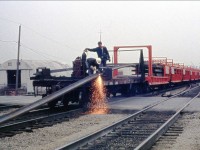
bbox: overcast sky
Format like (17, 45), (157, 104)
(0, 1), (200, 67)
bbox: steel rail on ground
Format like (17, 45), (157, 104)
(0, 73), (101, 125)
(0, 108), (83, 136)
(56, 85), (199, 150)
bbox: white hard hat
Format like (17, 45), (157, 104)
(96, 58), (101, 64)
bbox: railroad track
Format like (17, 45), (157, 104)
(57, 85), (200, 150)
(2, 104), (80, 123)
(0, 84), (196, 139)
(142, 84), (191, 97)
(0, 104), (21, 111)
(0, 104), (22, 117)
(0, 105), (82, 138)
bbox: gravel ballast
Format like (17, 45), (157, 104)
(0, 113), (127, 150)
(152, 112), (200, 150)
(172, 112), (200, 150)
(0, 108), (18, 116)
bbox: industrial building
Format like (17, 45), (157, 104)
(0, 59), (71, 95)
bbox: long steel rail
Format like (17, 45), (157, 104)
(56, 85), (199, 150)
(0, 63), (143, 125)
(0, 73), (100, 125)
(50, 68), (73, 73)
(0, 63), (145, 125)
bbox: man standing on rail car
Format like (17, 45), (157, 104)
(85, 41), (111, 67)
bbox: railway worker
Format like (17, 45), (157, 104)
(85, 41), (111, 67)
(82, 50), (101, 75)
(86, 57), (101, 75)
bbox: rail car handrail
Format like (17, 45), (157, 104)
(110, 64), (136, 70)
(56, 85), (199, 150)
(107, 63), (137, 66)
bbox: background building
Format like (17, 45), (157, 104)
(0, 59), (71, 95)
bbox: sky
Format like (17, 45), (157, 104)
(0, 1), (200, 67)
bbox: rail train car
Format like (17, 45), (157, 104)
(30, 45), (200, 108)
(170, 63), (184, 84)
(183, 66), (192, 82)
(144, 57), (171, 89)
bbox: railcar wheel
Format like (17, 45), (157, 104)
(112, 92), (117, 97)
(106, 92), (111, 98)
(48, 100), (57, 108)
(63, 99), (69, 108)
(121, 85), (133, 97)
(80, 89), (90, 110)
(143, 82), (151, 93)
(63, 93), (71, 107)
(129, 85), (136, 96)
(42, 94), (47, 98)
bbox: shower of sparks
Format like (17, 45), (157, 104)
(88, 75), (109, 114)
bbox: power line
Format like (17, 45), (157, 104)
(20, 47), (62, 66)
(0, 17), (20, 25)
(20, 44), (56, 61)
(22, 43), (67, 61)
(20, 43), (66, 62)
(0, 39), (67, 62)
(0, 39), (17, 43)
(0, 17), (77, 63)
(0, 17), (78, 52)
(22, 25), (78, 51)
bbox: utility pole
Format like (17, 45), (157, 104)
(15, 25), (21, 95)
(99, 30), (102, 42)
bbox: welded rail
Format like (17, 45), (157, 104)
(56, 85), (199, 150)
(0, 73), (101, 125)
(50, 68), (73, 73)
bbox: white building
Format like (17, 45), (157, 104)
(0, 59), (71, 94)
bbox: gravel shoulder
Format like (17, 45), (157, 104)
(0, 113), (127, 150)
(172, 112), (200, 150)
(152, 112), (200, 150)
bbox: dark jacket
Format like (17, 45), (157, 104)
(88, 46), (110, 61)
(87, 58), (99, 68)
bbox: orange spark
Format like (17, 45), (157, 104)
(88, 76), (109, 114)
